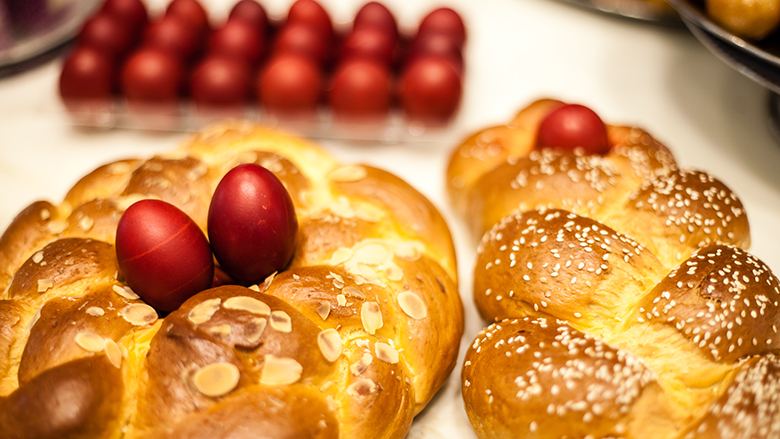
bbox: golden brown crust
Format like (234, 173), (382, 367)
(0, 123), (462, 439)
(462, 317), (664, 439)
(451, 99), (777, 439)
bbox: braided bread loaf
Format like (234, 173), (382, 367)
(0, 123), (464, 439)
(446, 99), (780, 439)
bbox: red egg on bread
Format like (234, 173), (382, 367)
(116, 199), (214, 312)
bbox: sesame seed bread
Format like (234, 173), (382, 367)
(448, 99), (780, 439)
(0, 122), (464, 439)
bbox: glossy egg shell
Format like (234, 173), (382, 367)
(535, 103), (610, 155)
(116, 199), (214, 312)
(208, 164), (298, 285)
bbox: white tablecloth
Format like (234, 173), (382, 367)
(1, 0), (779, 437)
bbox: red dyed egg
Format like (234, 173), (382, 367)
(208, 164), (298, 285)
(166, 0), (209, 38)
(330, 58), (391, 119)
(353, 2), (398, 44)
(417, 7), (466, 48)
(535, 104), (611, 155)
(121, 48), (183, 104)
(229, 0), (268, 35)
(77, 13), (135, 59)
(273, 23), (329, 65)
(100, 0), (148, 35)
(257, 53), (322, 115)
(209, 20), (265, 65)
(190, 55), (251, 108)
(143, 15), (200, 60)
(340, 27), (395, 67)
(59, 46), (115, 104)
(287, 0), (332, 39)
(399, 55), (462, 122)
(116, 199), (214, 312)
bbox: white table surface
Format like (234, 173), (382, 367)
(2, 0), (780, 437)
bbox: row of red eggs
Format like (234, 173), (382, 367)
(59, 0), (466, 123)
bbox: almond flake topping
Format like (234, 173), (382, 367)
(318, 329), (343, 362)
(86, 306), (105, 317)
(246, 317), (267, 344)
(398, 292), (428, 320)
(75, 332), (105, 352)
(223, 296), (270, 316)
(386, 263), (403, 281)
(361, 302), (383, 335)
(330, 165), (367, 182)
(104, 339), (123, 368)
(330, 247), (353, 266)
(261, 355), (302, 385)
(188, 298), (222, 324)
(113, 285), (139, 300)
(270, 310), (292, 333)
(209, 324), (232, 337)
(316, 302), (331, 320)
(192, 362), (240, 397)
(395, 243), (421, 261)
(47, 220), (68, 235)
(350, 353), (373, 376)
(337, 294), (347, 307)
(353, 241), (392, 265)
(121, 304), (158, 326)
(32, 251), (44, 264)
(80, 216), (94, 232)
(347, 378), (377, 396)
(107, 162), (132, 175)
(375, 342), (400, 364)
(37, 279), (54, 293)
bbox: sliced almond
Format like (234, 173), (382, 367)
(330, 165), (367, 182)
(350, 353), (373, 376)
(375, 342), (399, 364)
(86, 306), (105, 317)
(121, 304), (158, 326)
(269, 310), (292, 333)
(353, 242), (391, 265)
(385, 263), (403, 282)
(223, 296), (271, 316)
(47, 220), (69, 235)
(246, 317), (267, 344)
(192, 362), (240, 397)
(398, 292), (428, 320)
(317, 329), (343, 362)
(107, 162), (132, 175)
(337, 294), (347, 307)
(75, 332), (105, 352)
(361, 302), (383, 335)
(104, 339), (123, 368)
(79, 216), (94, 232)
(347, 378), (376, 397)
(260, 355), (302, 385)
(32, 251), (44, 264)
(37, 279), (53, 293)
(25, 307), (42, 333)
(208, 324), (232, 337)
(316, 302), (331, 320)
(189, 298), (221, 325)
(330, 247), (353, 266)
(342, 286), (365, 300)
(395, 243), (421, 261)
(113, 284), (139, 300)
